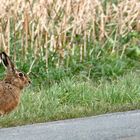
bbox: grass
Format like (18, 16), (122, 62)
(1, 70), (140, 127)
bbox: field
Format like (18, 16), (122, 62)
(1, 0), (140, 127)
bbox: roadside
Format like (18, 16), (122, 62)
(0, 110), (140, 140)
(1, 71), (140, 127)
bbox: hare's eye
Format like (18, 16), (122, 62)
(18, 72), (24, 77)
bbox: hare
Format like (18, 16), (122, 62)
(0, 52), (31, 115)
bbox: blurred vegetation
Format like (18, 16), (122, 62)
(12, 30), (140, 88)
(0, 0), (139, 85)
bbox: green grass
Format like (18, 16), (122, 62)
(1, 70), (140, 127)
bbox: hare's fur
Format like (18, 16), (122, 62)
(0, 52), (30, 115)
(0, 82), (20, 115)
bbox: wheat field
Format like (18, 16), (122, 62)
(0, 0), (139, 69)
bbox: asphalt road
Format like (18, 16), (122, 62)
(1, 110), (140, 140)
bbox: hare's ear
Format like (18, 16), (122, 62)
(1, 52), (15, 72)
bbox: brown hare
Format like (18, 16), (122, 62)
(0, 52), (31, 115)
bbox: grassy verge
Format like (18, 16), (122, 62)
(0, 0), (140, 128)
(1, 70), (140, 127)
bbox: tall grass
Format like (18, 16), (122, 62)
(0, 0), (140, 70)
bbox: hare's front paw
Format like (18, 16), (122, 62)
(0, 110), (4, 116)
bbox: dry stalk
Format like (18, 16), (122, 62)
(0, 0), (139, 67)
(27, 58), (36, 75)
